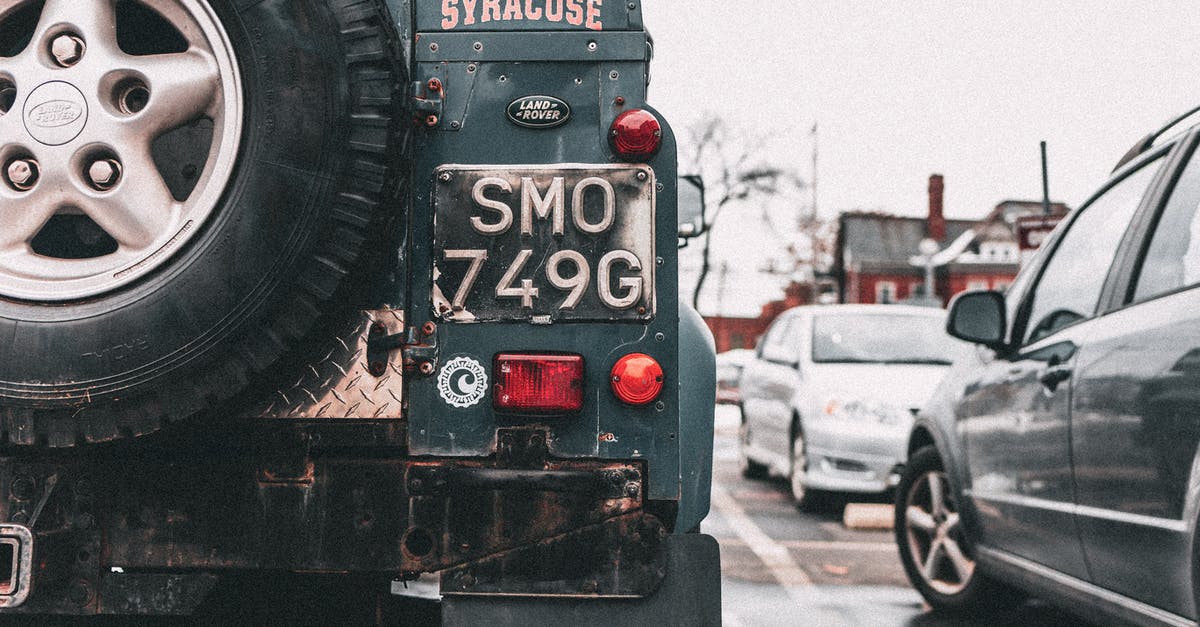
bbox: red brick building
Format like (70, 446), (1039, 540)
(832, 174), (1068, 306)
(704, 282), (815, 353)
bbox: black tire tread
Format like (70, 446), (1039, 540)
(0, 0), (406, 447)
(895, 445), (1024, 614)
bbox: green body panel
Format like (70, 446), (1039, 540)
(392, 0), (711, 517)
(416, 0), (644, 32)
(676, 302), (716, 532)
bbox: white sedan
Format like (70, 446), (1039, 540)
(738, 304), (968, 508)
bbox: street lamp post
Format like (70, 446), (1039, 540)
(908, 230), (976, 308)
(918, 238), (940, 305)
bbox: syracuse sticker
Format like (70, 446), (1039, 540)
(441, 0), (605, 31)
(438, 356), (488, 408)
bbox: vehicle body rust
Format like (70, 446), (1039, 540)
(0, 423), (663, 614)
(0, 0), (719, 620)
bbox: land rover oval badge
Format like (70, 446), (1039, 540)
(507, 95), (570, 129)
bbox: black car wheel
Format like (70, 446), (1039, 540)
(0, 0), (403, 446)
(789, 428), (808, 504)
(895, 445), (1022, 612)
(789, 424), (827, 511)
(737, 417), (768, 479)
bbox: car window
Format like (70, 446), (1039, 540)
(1023, 157), (1162, 344)
(1132, 146), (1200, 302)
(811, 313), (967, 365)
(760, 316), (797, 363)
(1004, 253), (1039, 340)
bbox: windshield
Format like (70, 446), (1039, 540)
(811, 313), (967, 365)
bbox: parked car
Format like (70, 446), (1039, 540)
(896, 112), (1200, 626)
(739, 304), (967, 507)
(0, 1), (720, 620)
(716, 348), (755, 405)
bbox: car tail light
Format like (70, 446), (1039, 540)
(610, 353), (664, 405)
(609, 109), (662, 160)
(494, 354), (584, 413)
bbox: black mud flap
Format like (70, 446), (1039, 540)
(440, 533), (721, 627)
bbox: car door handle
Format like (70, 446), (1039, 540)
(1038, 365), (1072, 392)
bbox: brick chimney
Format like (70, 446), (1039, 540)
(927, 174), (945, 241)
(782, 281), (813, 307)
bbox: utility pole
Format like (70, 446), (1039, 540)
(810, 122), (819, 223)
(807, 122), (819, 289)
(1041, 141), (1051, 216)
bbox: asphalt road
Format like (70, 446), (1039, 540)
(709, 405), (1091, 627)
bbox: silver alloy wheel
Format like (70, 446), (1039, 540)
(0, 0), (243, 301)
(904, 469), (975, 595)
(789, 430), (806, 502)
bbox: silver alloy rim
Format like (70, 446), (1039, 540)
(0, 0), (243, 301)
(790, 432), (806, 502)
(905, 470), (975, 595)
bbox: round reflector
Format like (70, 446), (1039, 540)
(609, 109), (662, 160)
(610, 353), (664, 405)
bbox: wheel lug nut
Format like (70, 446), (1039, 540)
(50, 34), (85, 67)
(7, 159), (38, 191)
(87, 159), (121, 191)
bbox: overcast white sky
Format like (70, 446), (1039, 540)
(644, 1), (1200, 218)
(646, 2), (1200, 314)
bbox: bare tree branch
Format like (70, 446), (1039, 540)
(681, 114), (805, 312)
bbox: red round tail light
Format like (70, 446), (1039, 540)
(609, 109), (662, 160)
(610, 353), (664, 406)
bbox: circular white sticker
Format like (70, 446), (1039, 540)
(437, 356), (488, 408)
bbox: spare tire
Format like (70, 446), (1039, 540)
(0, 0), (405, 446)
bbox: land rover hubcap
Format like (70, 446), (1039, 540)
(0, 0), (243, 301)
(23, 81), (88, 146)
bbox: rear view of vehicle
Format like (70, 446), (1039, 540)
(0, 0), (718, 621)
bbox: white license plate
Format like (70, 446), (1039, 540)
(432, 165), (656, 322)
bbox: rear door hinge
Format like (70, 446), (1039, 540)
(368, 321), (439, 377)
(410, 78), (444, 128)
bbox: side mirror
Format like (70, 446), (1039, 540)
(946, 290), (1007, 349)
(678, 175), (706, 239)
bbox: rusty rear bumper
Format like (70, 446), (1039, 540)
(0, 424), (678, 615)
(442, 533), (722, 626)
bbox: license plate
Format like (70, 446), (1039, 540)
(432, 165), (656, 322)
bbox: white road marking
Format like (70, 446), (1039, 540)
(716, 538), (898, 552)
(710, 485), (813, 591)
(820, 521), (848, 535)
(714, 447), (741, 462)
(721, 610), (749, 627)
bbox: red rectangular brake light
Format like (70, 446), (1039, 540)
(493, 353), (584, 414)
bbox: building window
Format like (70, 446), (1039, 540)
(980, 241), (1019, 263)
(876, 281), (897, 304)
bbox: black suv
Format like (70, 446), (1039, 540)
(896, 109), (1200, 626)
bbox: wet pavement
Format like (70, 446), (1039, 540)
(709, 406), (1090, 627)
